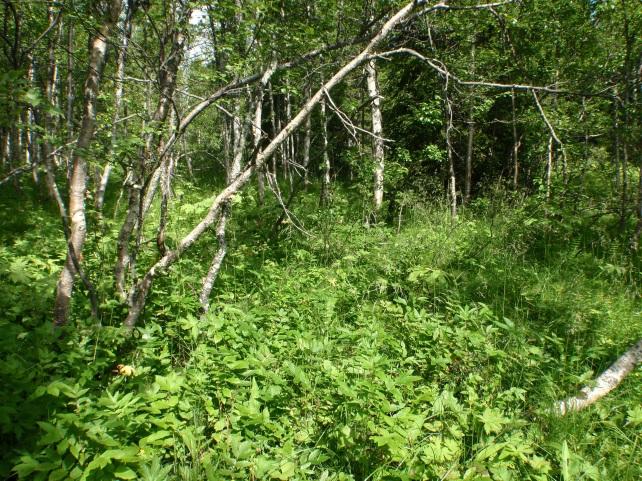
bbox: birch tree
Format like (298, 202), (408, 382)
(366, 59), (384, 211)
(53, 0), (122, 327)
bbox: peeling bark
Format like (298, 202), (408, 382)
(53, 0), (122, 327)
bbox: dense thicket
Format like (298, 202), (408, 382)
(0, 0), (641, 480)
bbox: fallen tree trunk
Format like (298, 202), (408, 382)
(554, 339), (642, 415)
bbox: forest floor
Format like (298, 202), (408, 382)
(0, 182), (641, 480)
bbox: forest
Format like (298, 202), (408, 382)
(0, 0), (641, 479)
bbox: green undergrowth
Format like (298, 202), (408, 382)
(0, 183), (640, 480)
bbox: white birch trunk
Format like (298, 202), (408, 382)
(302, 82), (312, 187)
(96, 0), (133, 212)
(54, 0), (122, 326)
(320, 97), (331, 206)
(366, 60), (384, 210)
(555, 340), (642, 415)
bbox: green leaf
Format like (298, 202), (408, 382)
(478, 408), (508, 435)
(114, 467), (138, 479)
(139, 430), (172, 447)
(627, 406), (642, 426)
(560, 440), (570, 481)
(37, 422), (65, 445)
(48, 468), (68, 481)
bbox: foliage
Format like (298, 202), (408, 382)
(1, 180), (641, 480)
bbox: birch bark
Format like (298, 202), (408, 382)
(53, 0), (122, 326)
(366, 60), (384, 210)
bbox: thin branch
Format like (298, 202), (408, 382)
(266, 172), (311, 237)
(532, 90), (568, 173)
(373, 48), (614, 98)
(323, 88), (394, 143)
(21, 7), (62, 59)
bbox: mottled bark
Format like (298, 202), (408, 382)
(320, 96), (331, 206)
(54, 0), (122, 327)
(366, 60), (384, 210)
(555, 339), (642, 415)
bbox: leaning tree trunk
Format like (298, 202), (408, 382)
(366, 59), (384, 211)
(53, 0), (122, 327)
(123, 0), (451, 329)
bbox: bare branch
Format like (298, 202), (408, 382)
(532, 90), (568, 173)
(373, 48), (614, 98)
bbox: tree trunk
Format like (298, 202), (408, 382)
(511, 89), (520, 190)
(366, 60), (384, 211)
(464, 113), (474, 204)
(54, 0), (122, 327)
(555, 339), (642, 415)
(26, 55), (37, 183)
(115, 8), (188, 299)
(65, 17), (75, 178)
(320, 96), (331, 206)
(302, 81), (312, 187)
(96, 0), (134, 212)
(546, 136), (553, 202)
(199, 203), (230, 313)
(464, 39), (475, 204)
(444, 86), (457, 222)
(612, 98), (621, 193)
(156, 110), (176, 256)
(254, 62), (277, 205)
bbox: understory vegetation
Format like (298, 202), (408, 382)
(1, 0), (641, 479)
(1, 173), (640, 480)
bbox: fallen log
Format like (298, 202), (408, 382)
(554, 339), (642, 415)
